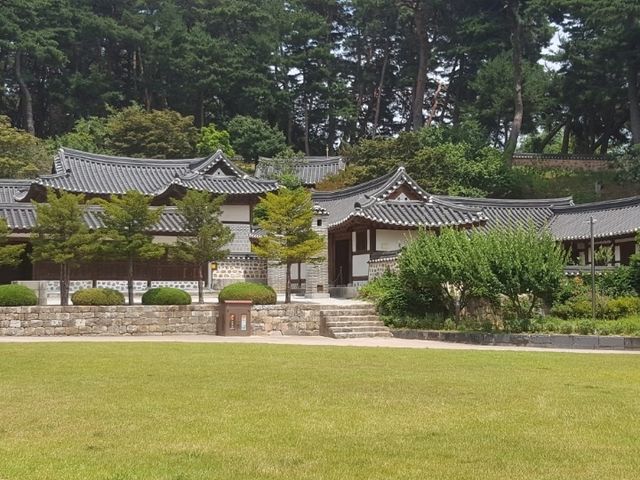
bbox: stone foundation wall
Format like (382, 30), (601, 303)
(210, 256), (267, 290)
(251, 304), (322, 336)
(0, 305), (216, 336)
(392, 329), (640, 350)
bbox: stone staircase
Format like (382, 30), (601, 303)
(320, 304), (392, 339)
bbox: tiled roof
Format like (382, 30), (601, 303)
(163, 172), (277, 195)
(438, 196), (574, 231)
(17, 147), (274, 199)
(256, 156), (346, 185)
(549, 197), (640, 240)
(333, 200), (486, 229)
(0, 204), (250, 253)
(0, 180), (31, 203)
(314, 167), (484, 229)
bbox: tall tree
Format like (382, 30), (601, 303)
(31, 191), (95, 306)
(96, 191), (165, 305)
(172, 191), (234, 303)
(253, 188), (325, 303)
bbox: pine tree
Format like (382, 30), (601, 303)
(172, 191), (234, 303)
(253, 188), (324, 303)
(96, 191), (165, 305)
(31, 191), (96, 305)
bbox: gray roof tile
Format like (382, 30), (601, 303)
(549, 197), (640, 240)
(256, 156), (346, 185)
(18, 148), (275, 199)
(0, 180), (31, 203)
(0, 204), (250, 253)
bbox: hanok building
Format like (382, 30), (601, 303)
(255, 155), (346, 187)
(0, 148), (638, 296)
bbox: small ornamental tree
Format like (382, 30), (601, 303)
(0, 218), (25, 267)
(31, 191), (96, 305)
(96, 191), (165, 305)
(399, 228), (498, 321)
(172, 190), (234, 303)
(253, 188), (325, 303)
(484, 225), (568, 322)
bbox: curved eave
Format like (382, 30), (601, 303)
(555, 227), (640, 242)
(328, 208), (487, 231)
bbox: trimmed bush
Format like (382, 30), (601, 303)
(141, 287), (191, 305)
(71, 288), (125, 306)
(0, 284), (37, 306)
(218, 282), (276, 305)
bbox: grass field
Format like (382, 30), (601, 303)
(1, 343), (640, 479)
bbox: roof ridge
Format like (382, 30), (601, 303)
(552, 195), (640, 213)
(60, 147), (208, 166)
(438, 195), (574, 207)
(312, 169), (398, 199)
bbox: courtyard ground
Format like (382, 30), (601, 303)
(1, 342), (639, 479)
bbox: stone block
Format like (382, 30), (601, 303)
(597, 336), (624, 349)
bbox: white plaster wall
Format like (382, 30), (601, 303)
(352, 254), (370, 277)
(220, 204), (250, 222)
(375, 229), (415, 251)
(291, 263), (307, 280)
(153, 235), (178, 244)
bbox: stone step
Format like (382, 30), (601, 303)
(332, 331), (393, 339)
(329, 325), (390, 333)
(325, 320), (384, 328)
(321, 309), (377, 317)
(324, 315), (381, 324)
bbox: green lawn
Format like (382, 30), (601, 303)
(1, 344), (639, 479)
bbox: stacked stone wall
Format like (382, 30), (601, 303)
(368, 257), (398, 280)
(251, 304), (322, 336)
(0, 305), (216, 336)
(210, 257), (267, 290)
(512, 154), (613, 171)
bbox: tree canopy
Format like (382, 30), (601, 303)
(0, 0), (637, 161)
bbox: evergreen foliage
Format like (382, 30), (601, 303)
(141, 287), (191, 305)
(94, 191), (165, 305)
(71, 288), (125, 306)
(253, 188), (324, 303)
(172, 191), (234, 303)
(0, 284), (37, 306)
(31, 191), (97, 305)
(0, 218), (25, 268)
(218, 282), (277, 305)
(0, 116), (50, 178)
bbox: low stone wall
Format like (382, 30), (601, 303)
(210, 256), (267, 290)
(512, 154), (613, 171)
(251, 304), (322, 336)
(392, 329), (640, 350)
(0, 305), (216, 336)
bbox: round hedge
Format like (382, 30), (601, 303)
(141, 287), (191, 305)
(218, 282), (276, 305)
(71, 288), (125, 306)
(0, 284), (38, 306)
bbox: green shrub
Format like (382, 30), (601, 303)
(218, 282), (276, 305)
(0, 284), (37, 306)
(142, 287), (191, 305)
(604, 296), (640, 319)
(575, 320), (596, 335)
(558, 322), (574, 334)
(359, 271), (444, 317)
(71, 288), (125, 306)
(597, 267), (636, 297)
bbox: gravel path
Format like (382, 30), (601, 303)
(1, 334), (639, 354)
